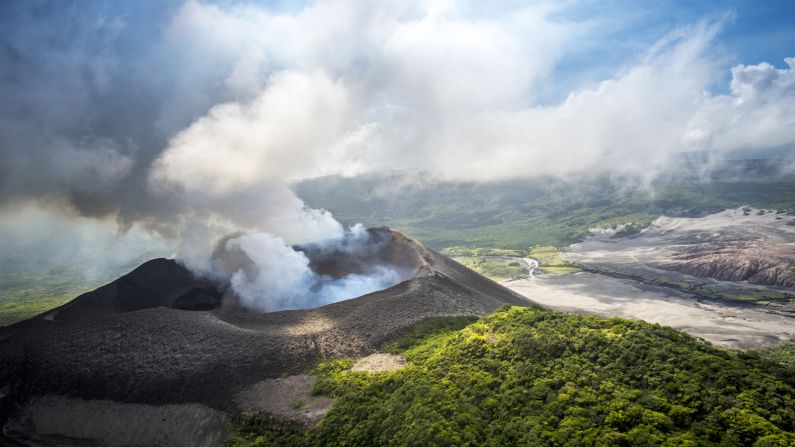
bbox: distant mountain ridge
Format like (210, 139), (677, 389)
(294, 160), (795, 249)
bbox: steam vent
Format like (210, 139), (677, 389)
(0, 228), (531, 444)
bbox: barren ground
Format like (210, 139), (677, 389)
(234, 375), (333, 427)
(4, 395), (228, 447)
(565, 208), (795, 306)
(351, 353), (407, 372)
(504, 271), (794, 349)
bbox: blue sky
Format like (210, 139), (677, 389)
(536, 0), (795, 100)
(4, 0), (790, 101)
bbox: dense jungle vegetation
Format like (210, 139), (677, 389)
(230, 306), (795, 446)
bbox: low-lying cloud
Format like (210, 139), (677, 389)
(148, 3), (795, 218)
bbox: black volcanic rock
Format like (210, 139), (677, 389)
(0, 228), (533, 442)
(18, 258), (224, 324)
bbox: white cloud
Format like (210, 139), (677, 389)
(147, 1), (795, 242)
(151, 70), (350, 196)
(685, 58), (795, 151)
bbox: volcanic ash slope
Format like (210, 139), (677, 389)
(0, 228), (531, 444)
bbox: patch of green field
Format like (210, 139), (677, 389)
(453, 256), (527, 279)
(386, 316), (479, 353)
(442, 247), (524, 257)
(528, 245), (559, 262)
(528, 246), (579, 272)
(540, 266), (582, 275)
(719, 290), (794, 304)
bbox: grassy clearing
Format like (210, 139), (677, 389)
(528, 245), (559, 263)
(451, 245), (583, 279)
(529, 246), (580, 275)
(386, 316), (479, 353)
(528, 246), (577, 266)
(453, 256), (527, 280)
(442, 247), (524, 257)
(541, 266), (582, 275)
(719, 290), (794, 304)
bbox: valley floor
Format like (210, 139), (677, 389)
(504, 271), (794, 350)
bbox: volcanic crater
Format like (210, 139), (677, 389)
(0, 227), (531, 445)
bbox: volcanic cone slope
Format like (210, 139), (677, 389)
(0, 228), (531, 414)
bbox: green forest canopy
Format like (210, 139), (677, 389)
(231, 306), (795, 446)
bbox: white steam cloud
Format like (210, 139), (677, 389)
(180, 224), (407, 312)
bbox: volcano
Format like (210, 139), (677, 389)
(0, 228), (531, 445)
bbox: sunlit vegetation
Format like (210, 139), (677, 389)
(719, 290), (794, 304)
(229, 307), (795, 447)
(528, 245), (561, 263)
(0, 249), (164, 325)
(541, 266), (582, 275)
(441, 247), (524, 257)
(527, 246), (581, 275)
(452, 257), (527, 279)
(0, 294), (74, 326)
(450, 246), (584, 280)
(451, 246), (582, 278)
(529, 246), (576, 267)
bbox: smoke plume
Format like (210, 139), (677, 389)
(181, 224), (409, 312)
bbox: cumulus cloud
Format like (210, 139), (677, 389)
(151, 2), (794, 196)
(684, 58), (795, 151)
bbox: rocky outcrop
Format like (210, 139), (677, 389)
(663, 247), (795, 288)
